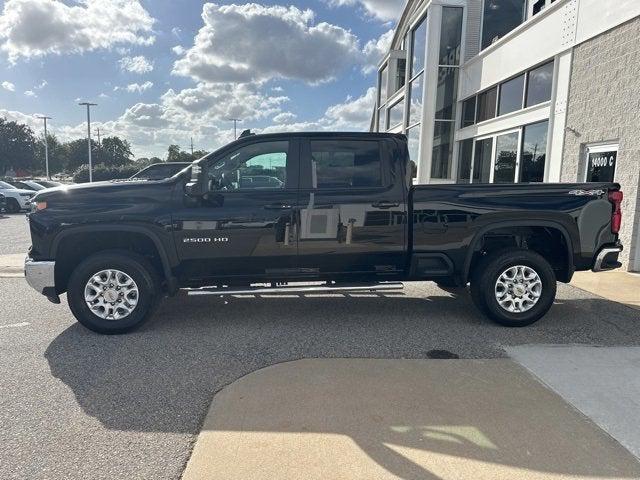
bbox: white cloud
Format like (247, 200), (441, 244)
(172, 45), (185, 55)
(24, 89), (36, 97)
(1, 81), (15, 91)
(326, 0), (405, 22)
(362, 29), (394, 73)
(35, 79), (47, 89)
(173, 3), (360, 84)
(115, 81), (154, 93)
(262, 87), (375, 133)
(272, 112), (297, 124)
(0, 0), (156, 62)
(118, 55), (154, 74)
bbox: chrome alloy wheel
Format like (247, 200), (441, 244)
(494, 265), (542, 313)
(84, 269), (139, 320)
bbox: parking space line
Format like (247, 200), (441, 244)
(0, 322), (30, 329)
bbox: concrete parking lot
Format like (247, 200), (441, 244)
(1, 212), (640, 479)
(0, 213), (31, 254)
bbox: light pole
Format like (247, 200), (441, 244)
(35, 115), (52, 179)
(228, 118), (242, 140)
(78, 102), (97, 182)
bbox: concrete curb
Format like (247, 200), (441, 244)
(0, 254), (25, 278)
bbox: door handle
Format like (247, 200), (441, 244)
(372, 202), (400, 209)
(264, 203), (293, 210)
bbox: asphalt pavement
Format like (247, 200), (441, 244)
(0, 213), (31, 255)
(2, 275), (640, 479)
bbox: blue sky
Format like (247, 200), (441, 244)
(0, 0), (403, 158)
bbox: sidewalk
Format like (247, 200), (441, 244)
(0, 254), (24, 278)
(182, 359), (640, 480)
(571, 270), (640, 310)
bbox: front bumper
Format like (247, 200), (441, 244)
(25, 257), (59, 303)
(592, 245), (623, 272)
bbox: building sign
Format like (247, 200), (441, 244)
(586, 144), (618, 182)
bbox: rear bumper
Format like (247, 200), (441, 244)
(25, 257), (59, 303)
(592, 245), (623, 272)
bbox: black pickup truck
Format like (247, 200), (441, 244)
(25, 132), (624, 334)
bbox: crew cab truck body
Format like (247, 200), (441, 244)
(25, 132), (624, 334)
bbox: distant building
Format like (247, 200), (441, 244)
(372, 0), (640, 271)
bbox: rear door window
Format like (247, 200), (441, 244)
(310, 140), (382, 189)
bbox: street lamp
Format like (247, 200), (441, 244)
(228, 118), (242, 140)
(78, 102), (97, 182)
(35, 115), (52, 180)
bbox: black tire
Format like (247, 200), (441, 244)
(6, 198), (20, 213)
(469, 249), (556, 327)
(67, 251), (160, 334)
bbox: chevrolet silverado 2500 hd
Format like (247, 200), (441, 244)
(25, 132), (624, 334)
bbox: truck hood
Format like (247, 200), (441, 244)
(32, 178), (177, 204)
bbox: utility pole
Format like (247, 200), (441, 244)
(35, 115), (52, 180)
(96, 127), (102, 166)
(190, 137), (194, 156)
(78, 102), (97, 182)
(228, 118), (242, 140)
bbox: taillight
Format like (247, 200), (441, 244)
(608, 190), (623, 234)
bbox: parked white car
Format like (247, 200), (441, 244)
(0, 180), (34, 213)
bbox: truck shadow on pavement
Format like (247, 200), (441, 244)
(44, 287), (640, 479)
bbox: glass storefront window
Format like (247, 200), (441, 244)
(431, 122), (454, 179)
(457, 139), (474, 183)
(440, 7), (463, 66)
(482, 0), (526, 50)
(395, 59), (407, 93)
(476, 86), (497, 122)
(435, 67), (458, 120)
(406, 124), (421, 162)
(498, 74), (525, 116)
(387, 99), (405, 130)
(411, 16), (427, 78)
(474, 138), (493, 183)
(379, 65), (388, 105)
(520, 120), (548, 182)
(461, 97), (476, 128)
(408, 73), (423, 127)
(493, 132), (519, 183)
(526, 61), (554, 107)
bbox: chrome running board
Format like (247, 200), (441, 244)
(186, 282), (404, 296)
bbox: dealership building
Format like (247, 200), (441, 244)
(372, 0), (640, 271)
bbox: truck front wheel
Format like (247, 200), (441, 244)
(470, 249), (556, 327)
(67, 251), (160, 334)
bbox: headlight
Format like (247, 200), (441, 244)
(31, 201), (47, 212)
(20, 192), (33, 197)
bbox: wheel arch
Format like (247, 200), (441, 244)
(51, 225), (177, 294)
(462, 220), (576, 284)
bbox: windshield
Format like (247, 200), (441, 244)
(26, 182), (45, 190)
(0, 181), (16, 189)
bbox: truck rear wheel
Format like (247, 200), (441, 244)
(67, 251), (160, 334)
(470, 249), (556, 327)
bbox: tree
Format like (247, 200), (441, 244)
(0, 118), (37, 174)
(34, 133), (67, 175)
(99, 136), (133, 167)
(167, 145), (209, 163)
(64, 138), (99, 173)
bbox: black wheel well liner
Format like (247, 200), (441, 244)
(51, 225), (178, 294)
(462, 220), (575, 284)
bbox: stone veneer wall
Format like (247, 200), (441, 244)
(561, 16), (640, 271)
